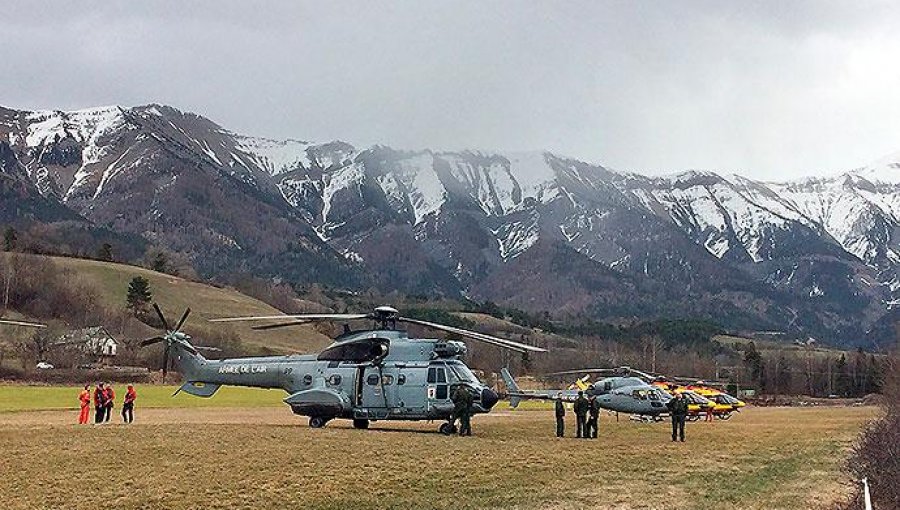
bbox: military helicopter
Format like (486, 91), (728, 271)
(0, 318), (46, 328)
(500, 366), (673, 417)
(142, 304), (546, 433)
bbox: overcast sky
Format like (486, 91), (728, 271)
(2, 2), (900, 180)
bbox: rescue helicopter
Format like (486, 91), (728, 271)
(499, 366), (674, 418)
(651, 378), (745, 420)
(142, 304), (546, 434)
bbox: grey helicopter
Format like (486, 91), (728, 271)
(142, 304), (546, 433)
(500, 366), (674, 418)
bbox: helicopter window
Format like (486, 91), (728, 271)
(366, 374), (380, 386)
(328, 361), (340, 368)
(381, 375), (393, 386)
(427, 367), (436, 383)
(648, 391), (660, 401)
(447, 362), (476, 383)
(397, 374), (406, 385)
(436, 368), (446, 383)
(632, 390), (648, 400)
(603, 381), (612, 392)
(302, 374), (312, 385)
(318, 339), (389, 363)
(436, 385), (448, 400)
(327, 375), (342, 386)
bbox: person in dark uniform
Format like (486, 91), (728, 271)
(667, 393), (689, 442)
(573, 391), (589, 439)
(554, 392), (566, 438)
(587, 395), (601, 439)
(454, 385), (473, 436)
(93, 382), (106, 424)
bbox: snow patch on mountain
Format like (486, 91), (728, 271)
(234, 134), (312, 175)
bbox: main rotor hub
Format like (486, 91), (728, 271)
(373, 306), (400, 329)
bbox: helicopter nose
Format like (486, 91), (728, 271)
(481, 388), (499, 409)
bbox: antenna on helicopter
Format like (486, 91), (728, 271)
(210, 305), (547, 354)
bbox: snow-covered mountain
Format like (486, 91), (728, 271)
(2, 103), (898, 347)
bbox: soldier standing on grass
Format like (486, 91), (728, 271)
(554, 392), (566, 438)
(453, 384), (473, 436)
(587, 395), (601, 439)
(573, 391), (589, 438)
(667, 393), (688, 442)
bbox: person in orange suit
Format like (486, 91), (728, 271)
(121, 385), (136, 423)
(78, 384), (91, 424)
(93, 382), (106, 424)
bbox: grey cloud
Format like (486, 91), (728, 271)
(2, 1), (899, 180)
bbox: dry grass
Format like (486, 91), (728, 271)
(0, 405), (875, 510)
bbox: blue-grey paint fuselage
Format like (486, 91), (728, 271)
(170, 329), (498, 424)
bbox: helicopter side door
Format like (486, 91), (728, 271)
(425, 363), (453, 417)
(359, 366), (394, 419)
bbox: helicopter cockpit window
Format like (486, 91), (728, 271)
(366, 374), (380, 386)
(632, 390), (648, 400)
(648, 390), (660, 401)
(427, 367), (436, 383)
(446, 361), (476, 383)
(397, 374), (406, 385)
(436, 368), (446, 383)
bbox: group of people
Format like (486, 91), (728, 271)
(555, 390), (601, 438)
(78, 382), (137, 424)
(553, 391), (692, 442)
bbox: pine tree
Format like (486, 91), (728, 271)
(3, 227), (17, 251)
(97, 243), (113, 261)
(835, 354), (851, 396)
(125, 276), (153, 316)
(151, 252), (168, 273)
(743, 342), (765, 390)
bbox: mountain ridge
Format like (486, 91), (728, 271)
(2, 103), (898, 347)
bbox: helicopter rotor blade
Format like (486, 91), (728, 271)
(209, 313), (369, 323)
(140, 336), (166, 347)
(399, 317), (547, 354)
(250, 320), (311, 331)
(153, 303), (171, 332)
(174, 308), (191, 332)
(0, 318), (47, 328)
(162, 343), (170, 382)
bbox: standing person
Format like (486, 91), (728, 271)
(122, 385), (136, 423)
(587, 395), (601, 439)
(573, 391), (589, 439)
(705, 403), (715, 423)
(667, 393), (688, 442)
(455, 385), (473, 437)
(554, 392), (566, 438)
(103, 382), (115, 423)
(78, 384), (91, 425)
(93, 382), (106, 424)
(450, 384), (465, 433)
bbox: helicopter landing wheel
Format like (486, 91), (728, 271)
(439, 422), (457, 435)
(309, 416), (328, 428)
(353, 419), (370, 430)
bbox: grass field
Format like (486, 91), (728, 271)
(0, 392), (875, 510)
(2, 253), (332, 353)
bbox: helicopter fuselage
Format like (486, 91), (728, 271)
(168, 329), (499, 428)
